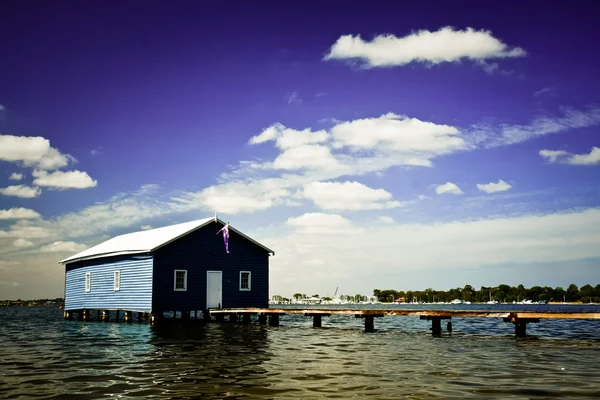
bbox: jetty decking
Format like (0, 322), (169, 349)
(209, 308), (600, 337)
(63, 307), (600, 338)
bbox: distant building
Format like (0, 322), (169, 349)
(59, 218), (274, 315)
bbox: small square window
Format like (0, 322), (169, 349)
(240, 271), (251, 291)
(114, 271), (120, 291)
(85, 272), (91, 292)
(174, 270), (187, 291)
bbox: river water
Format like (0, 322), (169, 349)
(1, 305), (600, 399)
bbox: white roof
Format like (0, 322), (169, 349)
(59, 217), (274, 264)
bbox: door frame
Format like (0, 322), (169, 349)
(206, 270), (223, 309)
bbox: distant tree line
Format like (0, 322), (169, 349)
(373, 284), (600, 303)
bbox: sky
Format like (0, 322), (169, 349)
(1, 1), (599, 300)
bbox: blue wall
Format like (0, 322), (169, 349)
(64, 254), (153, 312)
(152, 221), (270, 312)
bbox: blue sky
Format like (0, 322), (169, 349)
(1, 1), (599, 299)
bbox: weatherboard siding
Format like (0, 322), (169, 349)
(64, 254), (153, 311)
(152, 221), (269, 312)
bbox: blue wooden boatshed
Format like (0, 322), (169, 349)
(59, 217), (274, 321)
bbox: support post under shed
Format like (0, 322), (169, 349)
(268, 314), (280, 327)
(258, 313), (267, 325)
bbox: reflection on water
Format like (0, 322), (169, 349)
(1, 307), (600, 399)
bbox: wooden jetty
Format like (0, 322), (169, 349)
(208, 308), (600, 337)
(63, 307), (600, 338)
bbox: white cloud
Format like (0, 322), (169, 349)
(470, 106), (600, 148)
(272, 144), (346, 172)
(538, 149), (569, 163)
(534, 87), (556, 99)
(190, 113), (471, 215)
(173, 178), (294, 214)
(175, 106), (600, 217)
(285, 212), (355, 234)
(249, 124), (329, 150)
(0, 134), (74, 170)
(9, 173), (23, 181)
(331, 113), (465, 155)
(140, 225), (153, 230)
(0, 208), (41, 220)
(435, 182), (463, 195)
(377, 216), (395, 224)
(0, 185), (41, 198)
(250, 115), (467, 175)
(301, 181), (403, 211)
(286, 92), (302, 104)
(13, 238), (34, 248)
(476, 179), (512, 193)
(539, 147), (600, 166)
(40, 241), (88, 253)
(32, 170), (97, 189)
(53, 185), (172, 239)
(0, 221), (52, 239)
(324, 27), (525, 68)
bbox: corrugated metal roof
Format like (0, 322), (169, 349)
(59, 217), (274, 264)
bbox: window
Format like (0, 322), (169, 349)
(240, 271), (251, 291)
(114, 271), (120, 291)
(174, 270), (187, 291)
(85, 272), (91, 292)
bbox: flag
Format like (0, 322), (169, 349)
(217, 223), (230, 254)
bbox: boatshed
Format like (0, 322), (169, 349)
(59, 217), (274, 317)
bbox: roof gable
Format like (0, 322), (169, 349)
(59, 217), (274, 264)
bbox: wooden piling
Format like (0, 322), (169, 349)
(431, 317), (442, 336)
(229, 314), (238, 322)
(242, 314), (251, 324)
(305, 313), (331, 328)
(150, 313), (163, 325)
(268, 314), (280, 327)
(215, 314), (225, 322)
(447, 321), (452, 333)
(503, 316), (539, 338)
(364, 316), (374, 332)
(203, 309), (211, 321)
(115, 310), (120, 322)
(313, 315), (322, 328)
(420, 315), (451, 336)
(515, 320), (527, 337)
(258, 313), (267, 325)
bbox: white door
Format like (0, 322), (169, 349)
(206, 271), (222, 309)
